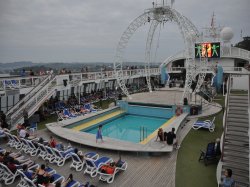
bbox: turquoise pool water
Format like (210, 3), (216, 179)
(84, 114), (168, 143)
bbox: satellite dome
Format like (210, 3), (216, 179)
(220, 27), (234, 42)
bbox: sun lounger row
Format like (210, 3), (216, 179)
(0, 147), (92, 187)
(4, 132), (128, 184)
(57, 103), (98, 121)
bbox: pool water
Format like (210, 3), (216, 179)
(84, 114), (168, 143)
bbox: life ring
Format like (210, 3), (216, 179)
(175, 106), (183, 116)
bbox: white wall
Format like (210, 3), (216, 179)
(231, 75), (249, 91)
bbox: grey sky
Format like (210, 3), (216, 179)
(0, 0), (249, 63)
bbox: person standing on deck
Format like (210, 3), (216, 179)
(96, 125), (104, 143)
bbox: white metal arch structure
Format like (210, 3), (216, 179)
(145, 19), (160, 92)
(114, 12), (151, 99)
(114, 5), (204, 99)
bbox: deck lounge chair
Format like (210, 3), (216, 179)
(22, 176), (37, 187)
(0, 163), (20, 185)
(26, 139), (40, 156)
(29, 122), (38, 136)
(192, 117), (215, 132)
(44, 146), (56, 163)
(63, 180), (80, 187)
(51, 173), (65, 184)
(63, 109), (77, 118)
(12, 135), (23, 149)
(20, 138), (30, 153)
(84, 103), (97, 112)
(17, 169), (30, 187)
(70, 152), (99, 171)
(84, 156), (113, 177)
(98, 160), (128, 183)
(0, 147), (6, 154)
(53, 147), (75, 166)
(4, 132), (16, 147)
(198, 142), (219, 165)
(16, 164), (39, 186)
(37, 143), (47, 160)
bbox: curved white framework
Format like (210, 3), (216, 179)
(114, 5), (206, 100)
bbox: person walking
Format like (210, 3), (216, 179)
(96, 125), (104, 143)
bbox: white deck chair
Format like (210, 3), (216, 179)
(70, 151), (99, 171)
(26, 139), (40, 156)
(44, 146), (56, 163)
(60, 179), (80, 187)
(0, 163), (20, 185)
(12, 135), (23, 149)
(0, 147), (6, 154)
(17, 169), (28, 187)
(192, 117), (216, 132)
(37, 143), (47, 160)
(4, 132), (16, 147)
(98, 160), (128, 184)
(53, 147), (75, 166)
(20, 138), (30, 153)
(84, 156), (113, 177)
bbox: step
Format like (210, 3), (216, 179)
(229, 103), (249, 107)
(223, 154), (249, 164)
(225, 134), (249, 143)
(228, 110), (249, 115)
(229, 98), (248, 103)
(224, 144), (249, 154)
(222, 162), (249, 172)
(224, 139), (249, 147)
(227, 117), (249, 124)
(229, 95), (248, 99)
(221, 167), (249, 181)
(228, 106), (248, 112)
(227, 125), (249, 133)
(228, 106), (248, 113)
(226, 130), (249, 138)
(224, 149), (249, 159)
(227, 113), (249, 119)
(227, 121), (249, 129)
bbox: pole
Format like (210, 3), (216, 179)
(140, 126), (141, 142)
(78, 86), (81, 105)
(142, 126), (144, 141)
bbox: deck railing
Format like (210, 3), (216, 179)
(221, 74), (231, 162)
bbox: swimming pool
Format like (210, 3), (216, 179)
(84, 114), (169, 143)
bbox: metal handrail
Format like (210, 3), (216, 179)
(221, 74), (231, 162)
(10, 76), (57, 127)
(6, 74), (51, 116)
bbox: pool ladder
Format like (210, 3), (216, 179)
(140, 126), (148, 142)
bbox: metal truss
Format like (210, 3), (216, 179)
(114, 12), (150, 99)
(145, 19), (159, 92)
(114, 5), (206, 100)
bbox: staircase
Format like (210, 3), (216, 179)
(6, 75), (52, 117)
(9, 76), (58, 129)
(222, 94), (249, 187)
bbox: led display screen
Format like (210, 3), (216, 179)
(195, 42), (220, 58)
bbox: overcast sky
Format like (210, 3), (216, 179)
(0, 0), (249, 63)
